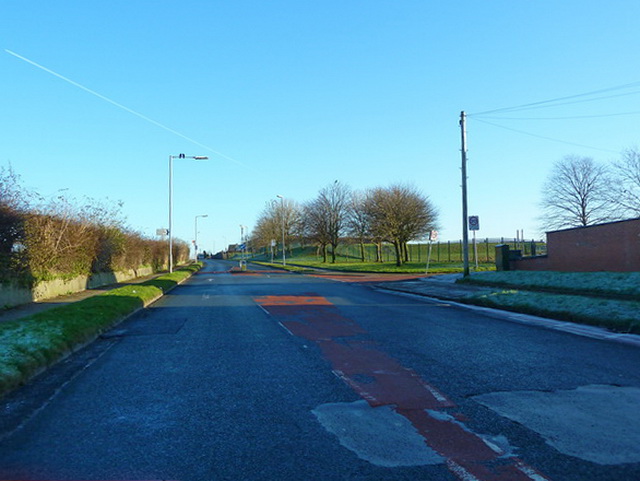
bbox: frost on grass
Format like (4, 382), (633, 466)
(0, 322), (65, 379)
(467, 271), (640, 297)
(474, 290), (640, 332)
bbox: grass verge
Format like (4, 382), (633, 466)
(250, 261), (318, 273)
(459, 271), (640, 300)
(463, 289), (640, 334)
(0, 263), (201, 398)
(253, 259), (494, 274)
(453, 271), (640, 334)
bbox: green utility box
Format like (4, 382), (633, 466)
(495, 244), (510, 271)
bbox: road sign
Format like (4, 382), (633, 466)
(429, 230), (438, 242)
(156, 228), (169, 236)
(468, 215), (480, 231)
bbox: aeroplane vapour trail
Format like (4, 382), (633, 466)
(5, 48), (250, 168)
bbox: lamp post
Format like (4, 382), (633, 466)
(195, 214), (208, 261)
(276, 194), (286, 266)
(243, 225), (248, 259)
(169, 153), (208, 272)
(239, 224), (244, 260)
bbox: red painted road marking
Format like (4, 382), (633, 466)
(309, 273), (427, 283)
(254, 294), (552, 481)
(254, 295), (333, 306)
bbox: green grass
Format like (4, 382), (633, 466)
(251, 261), (317, 273)
(451, 271), (640, 334)
(0, 263), (201, 397)
(249, 240), (545, 265)
(465, 289), (640, 334)
(248, 244), (498, 274)
(459, 271), (640, 300)
(254, 258), (494, 274)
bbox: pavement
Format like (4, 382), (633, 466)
(0, 271), (164, 323)
(375, 273), (640, 349)
(375, 273), (497, 300)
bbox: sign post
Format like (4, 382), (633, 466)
(468, 216), (480, 269)
(425, 230), (438, 275)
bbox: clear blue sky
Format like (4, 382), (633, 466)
(2, 1), (640, 253)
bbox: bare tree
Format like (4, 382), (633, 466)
(365, 184), (438, 266)
(610, 147), (640, 217)
(252, 198), (302, 259)
(347, 190), (371, 262)
(304, 181), (351, 263)
(540, 155), (616, 230)
(303, 198), (331, 262)
(276, 198), (302, 257)
(252, 202), (282, 252)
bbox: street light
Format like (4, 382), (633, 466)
(169, 153), (208, 272)
(239, 224), (248, 260)
(276, 194), (285, 266)
(195, 214), (208, 261)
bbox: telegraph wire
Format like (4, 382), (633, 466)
(470, 117), (619, 154)
(469, 80), (640, 117)
(477, 110), (640, 121)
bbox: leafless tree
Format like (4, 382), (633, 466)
(303, 197), (331, 262)
(304, 181), (351, 263)
(365, 184), (438, 266)
(610, 147), (640, 218)
(347, 190), (371, 262)
(540, 155), (616, 231)
(252, 202), (281, 251)
(252, 198), (302, 258)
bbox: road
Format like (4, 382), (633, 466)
(1, 259), (639, 481)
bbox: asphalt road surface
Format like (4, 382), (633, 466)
(1, 259), (639, 481)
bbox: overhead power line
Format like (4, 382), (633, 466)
(470, 80), (640, 117)
(470, 118), (620, 154)
(476, 110), (640, 121)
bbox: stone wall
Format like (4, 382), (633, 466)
(0, 266), (155, 310)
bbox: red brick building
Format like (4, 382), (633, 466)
(512, 218), (640, 272)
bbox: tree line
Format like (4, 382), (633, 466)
(540, 148), (640, 231)
(0, 166), (189, 286)
(251, 182), (438, 266)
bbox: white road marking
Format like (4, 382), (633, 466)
(446, 460), (482, 481)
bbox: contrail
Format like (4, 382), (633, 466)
(5, 49), (250, 168)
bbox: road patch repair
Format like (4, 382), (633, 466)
(473, 384), (640, 465)
(254, 294), (551, 481)
(312, 400), (444, 467)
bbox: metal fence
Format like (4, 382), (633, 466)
(331, 238), (547, 264)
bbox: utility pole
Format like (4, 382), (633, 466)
(460, 111), (470, 277)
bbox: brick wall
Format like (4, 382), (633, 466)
(512, 218), (640, 272)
